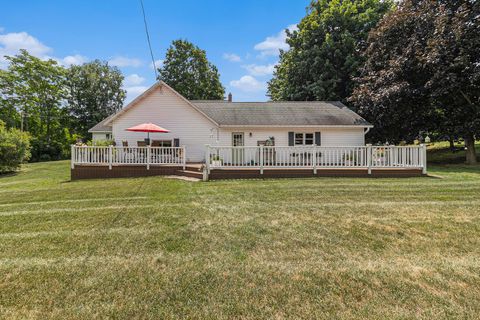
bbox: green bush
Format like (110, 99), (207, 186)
(86, 139), (114, 146)
(0, 121), (31, 173)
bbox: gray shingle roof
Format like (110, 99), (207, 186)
(191, 101), (371, 127)
(88, 115), (113, 132)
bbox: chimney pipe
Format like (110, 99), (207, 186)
(227, 92), (232, 102)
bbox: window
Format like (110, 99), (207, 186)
(152, 140), (172, 147)
(106, 133), (112, 140)
(294, 133), (314, 145)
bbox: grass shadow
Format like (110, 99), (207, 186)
(0, 172), (19, 179)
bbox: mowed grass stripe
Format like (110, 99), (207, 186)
(0, 196), (148, 207)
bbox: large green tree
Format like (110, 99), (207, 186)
(158, 39), (225, 100)
(0, 50), (69, 161)
(349, 0), (437, 144)
(350, 0), (479, 164)
(268, 0), (393, 102)
(423, 0), (480, 164)
(66, 60), (126, 138)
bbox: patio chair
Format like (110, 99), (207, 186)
(137, 141), (147, 147)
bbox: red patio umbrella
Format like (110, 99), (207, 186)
(126, 123), (170, 144)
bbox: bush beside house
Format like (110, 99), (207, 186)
(0, 121), (31, 173)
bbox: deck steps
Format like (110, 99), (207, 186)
(176, 170), (203, 179)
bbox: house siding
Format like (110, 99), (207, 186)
(111, 86), (217, 162)
(216, 127), (365, 147)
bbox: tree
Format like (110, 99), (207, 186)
(423, 0), (480, 164)
(0, 120), (31, 173)
(66, 60), (126, 138)
(268, 0), (393, 102)
(350, 0), (479, 163)
(0, 50), (68, 161)
(349, 0), (437, 144)
(158, 39), (225, 100)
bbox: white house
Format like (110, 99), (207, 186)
(89, 81), (373, 163)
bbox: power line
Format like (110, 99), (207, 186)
(140, 0), (158, 79)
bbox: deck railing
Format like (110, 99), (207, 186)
(205, 145), (427, 174)
(71, 145), (186, 170)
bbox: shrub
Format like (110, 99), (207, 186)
(87, 139), (114, 146)
(0, 121), (31, 173)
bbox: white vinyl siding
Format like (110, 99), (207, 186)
(216, 127), (365, 147)
(92, 132), (112, 141)
(111, 86), (216, 162)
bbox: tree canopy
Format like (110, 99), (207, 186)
(66, 60), (126, 138)
(0, 50), (69, 161)
(350, 0), (479, 163)
(158, 39), (225, 100)
(268, 0), (393, 102)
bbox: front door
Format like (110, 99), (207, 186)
(232, 132), (244, 165)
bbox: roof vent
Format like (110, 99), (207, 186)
(227, 92), (232, 102)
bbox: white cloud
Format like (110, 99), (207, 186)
(254, 24), (298, 57)
(230, 75), (266, 92)
(60, 54), (88, 66)
(0, 31), (89, 68)
(150, 59), (163, 69)
(124, 74), (145, 86)
(242, 63), (276, 76)
(108, 56), (143, 68)
(124, 85), (148, 103)
(223, 53), (241, 62)
(0, 31), (52, 67)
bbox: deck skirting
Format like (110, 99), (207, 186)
(71, 165), (424, 180)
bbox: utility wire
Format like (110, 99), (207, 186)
(140, 0), (158, 79)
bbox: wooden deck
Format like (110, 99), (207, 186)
(71, 164), (424, 180)
(70, 145), (427, 180)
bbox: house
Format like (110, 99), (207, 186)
(89, 81), (372, 163)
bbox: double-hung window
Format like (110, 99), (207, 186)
(294, 133), (314, 146)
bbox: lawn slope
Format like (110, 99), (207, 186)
(0, 161), (479, 319)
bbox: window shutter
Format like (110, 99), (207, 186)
(174, 138), (180, 147)
(315, 132), (321, 145)
(288, 132), (294, 146)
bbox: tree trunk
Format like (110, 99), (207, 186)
(449, 138), (455, 153)
(464, 133), (477, 165)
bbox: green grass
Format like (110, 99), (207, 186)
(1, 159), (480, 319)
(427, 141), (479, 164)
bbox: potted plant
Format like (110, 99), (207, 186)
(211, 154), (223, 167)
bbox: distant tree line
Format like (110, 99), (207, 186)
(0, 50), (126, 162)
(269, 0), (479, 164)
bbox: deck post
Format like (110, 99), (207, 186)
(71, 145), (75, 169)
(421, 144), (427, 174)
(146, 145), (150, 170)
(260, 145), (264, 175)
(109, 145), (113, 170)
(205, 145), (211, 174)
(367, 144), (372, 175)
(313, 144), (317, 175)
(182, 146), (186, 170)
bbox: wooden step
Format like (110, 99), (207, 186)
(184, 165), (203, 172)
(176, 170), (203, 179)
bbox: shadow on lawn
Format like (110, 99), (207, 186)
(0, 172), (19, 179)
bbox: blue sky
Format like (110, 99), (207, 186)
(0, 0), (309, 102)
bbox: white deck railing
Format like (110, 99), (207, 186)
(71, 146), (186, 170)
(205, 145), (427, 174)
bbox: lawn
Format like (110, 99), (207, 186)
(0, 158), (479, 319)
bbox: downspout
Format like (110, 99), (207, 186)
(364, 127), (371, 135)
